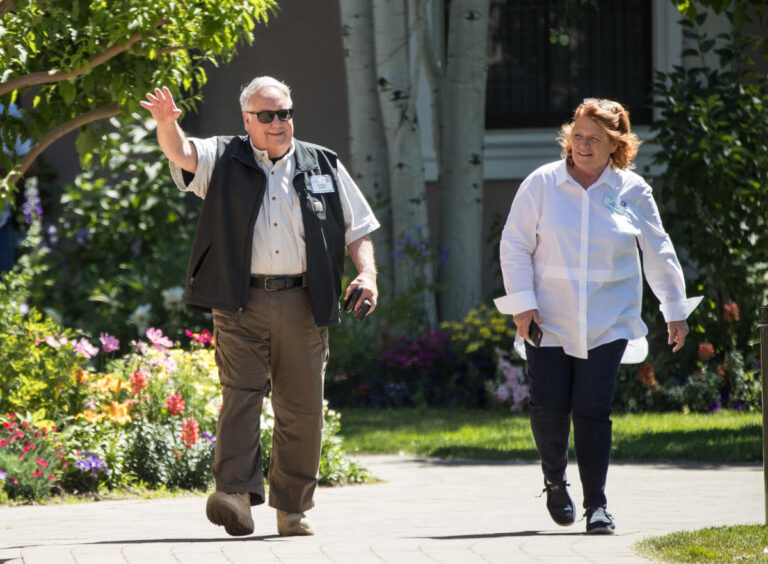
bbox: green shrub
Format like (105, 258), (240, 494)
(27, 119), (207, 348)
(649, 10), (768, 393)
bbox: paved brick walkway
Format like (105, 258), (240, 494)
(0, 455), (763, 563)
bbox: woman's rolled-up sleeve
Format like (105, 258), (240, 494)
(495, 178), (539, 315)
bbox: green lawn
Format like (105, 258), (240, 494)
(338, 408), (762, 463)
(635, 524), (768, 563)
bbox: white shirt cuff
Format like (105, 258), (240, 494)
(494, 291), (538, 315)
(659, 296), (703, 322)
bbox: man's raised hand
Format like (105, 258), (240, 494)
(140, 86), (182, 124)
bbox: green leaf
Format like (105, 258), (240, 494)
(59, 80), (76, 105)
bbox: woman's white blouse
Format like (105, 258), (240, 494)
(494, 160), (701, 363)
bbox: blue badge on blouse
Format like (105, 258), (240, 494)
(309, 174), (335, 194)
(603, 193), (626, 215)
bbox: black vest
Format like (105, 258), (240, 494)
(182, 136), (346, 327)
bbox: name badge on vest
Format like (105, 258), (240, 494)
(309, 174), (335, 194)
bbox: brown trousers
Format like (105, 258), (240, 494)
(211, 285), (328, 513)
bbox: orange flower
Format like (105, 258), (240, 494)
(698, 343), (715, 362)
(637, 363), (659, 391)
(74, 368), (89, 384)
(723, 302), (740, 322)
(166, 392), (185, 416)
(130, 370), (149, 395)
(181, 417), (199, 448)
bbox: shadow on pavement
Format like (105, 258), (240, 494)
(411, 530), (587, 540)
(4, 535), (282, 550)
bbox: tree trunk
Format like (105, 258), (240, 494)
(373, 0), (437, 327)
(338, 0), (393, 293)
(438, 0), (490, 321)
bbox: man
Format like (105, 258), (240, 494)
(0, 103), (33, 273)
(140, 76), (379, 537)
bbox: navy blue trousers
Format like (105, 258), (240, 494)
(525, 339), (627, 509)
(0, 220), (14, 273)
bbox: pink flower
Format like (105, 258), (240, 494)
(146, 328), (173, 348)
(74, 338), (99, 359)
(165, 392), (186, 416)
(186, 329), (213, 345)
(99, 333), (120, 353)
(44, 335), (68, 348)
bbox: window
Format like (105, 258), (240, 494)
(486, 0), (653, 128)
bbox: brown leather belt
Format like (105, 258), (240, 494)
(250, 275), (306, 292)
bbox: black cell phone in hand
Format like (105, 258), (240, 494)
(344, 286), (371, 321)
(528, 321), (543, 347)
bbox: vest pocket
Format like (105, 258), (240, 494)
(189, 242), (213, 286)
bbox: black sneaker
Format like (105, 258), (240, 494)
(585, 506), (615, 535)
(542, 480), (576, 526)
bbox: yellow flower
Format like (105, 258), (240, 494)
(466, 340), (483, 353)
(89, 374), (125, 396)
(76, 410), (105, 424)
(107, 401), (131, 425)
(479, 327), (491, 339)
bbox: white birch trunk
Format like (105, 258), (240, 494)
(339, 0), (394, 293)
(373, 0), (437, 327)
(437, 0), (490, 321)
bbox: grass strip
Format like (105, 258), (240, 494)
(339, 408), (762, 463)
(635, 524), (768, 563)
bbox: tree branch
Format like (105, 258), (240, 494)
(0, 20), (166, 96)
(8, 102), (121, 185)
(0, 0), (12, 17)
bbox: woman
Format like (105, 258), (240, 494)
(494, 99), (700, 534)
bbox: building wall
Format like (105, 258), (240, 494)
(182, 1), (350, 163)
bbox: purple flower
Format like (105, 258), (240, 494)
(161, 355), (179, 374)
(146, 327), (173, 348)
(76, 452), (109, 474)
(707, 401), (722, 413)
(74, 338), (99, 359)
(22, 185), (42, 224)
(76, 227), (90, 246)
(75, 458), (91, 472)
(99, 333), (120, 353)
(0, 469), (6, 480)
(202, 432), (216, 444)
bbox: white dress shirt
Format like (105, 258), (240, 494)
(169, 137), (380, 276)
(494, 159), (701, 363)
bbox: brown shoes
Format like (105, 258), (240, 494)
(206, 491), (254, 537)
(276, 509), (314, 536)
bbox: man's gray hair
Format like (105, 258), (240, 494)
(239, 76), (292, 109)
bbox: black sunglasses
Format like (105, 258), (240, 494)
(244, 108), (294, 124)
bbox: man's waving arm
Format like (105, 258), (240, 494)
(140, 86), (198, 173)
